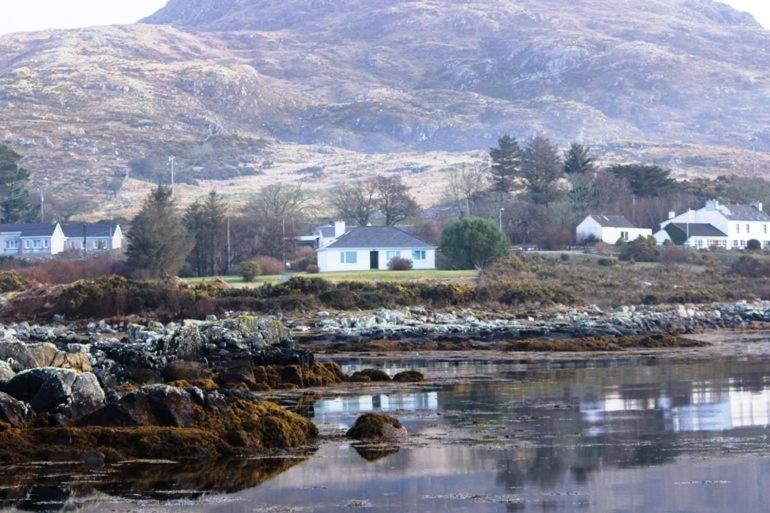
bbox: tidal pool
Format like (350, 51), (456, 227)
(5, 350), (770, 512)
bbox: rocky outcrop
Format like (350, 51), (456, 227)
(5, 368), (105, 420)
(0, 391), (30, 427)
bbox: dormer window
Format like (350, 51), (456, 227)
(746, 224), (750, 233)
(736, 224), (740, 234)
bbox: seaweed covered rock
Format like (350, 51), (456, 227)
(162, 361), (212, 382)
(0, 391), (30, 427)
(346, 413), (407, 443)
(392, 370), (424, 383)
(349, 369), (391, 383)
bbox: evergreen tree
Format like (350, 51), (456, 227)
(184, 191), (227, 276)
(489, 135), (523, 198)
(563, 143), (596, 175)
(439, 217), (509, 269)
(609, 164), (676, 197)
(127, 185), (194, 278)
(521, 136), (564, 206)
(0, 144), (38, 223)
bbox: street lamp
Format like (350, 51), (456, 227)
(499, 207), (505, 232)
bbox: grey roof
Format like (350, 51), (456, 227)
(61, 223), (118, 238)
(0, 223), (58, 237)
(720, 204), (770, 222)
(589, 215), (639, 228)
(324, 226), (435, 249)
(318, 226), (336, 238)
(670, 223), (727, 237)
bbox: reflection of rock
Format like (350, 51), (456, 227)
(0, 452), (313, 509)
(346, 413), (407, 443)
(353, 444), (400, 462)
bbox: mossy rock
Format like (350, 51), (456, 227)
(346, 413), (407, 442)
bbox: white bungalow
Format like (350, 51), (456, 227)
(576, 215), (652, 244)
(655, 200), (770, 249)
(316, 225), (436, 272)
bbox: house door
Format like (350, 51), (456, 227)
(369, 251), (379, 270)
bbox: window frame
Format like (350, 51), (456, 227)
(412, 250), (427, 261)
(340, 251), (358, 264)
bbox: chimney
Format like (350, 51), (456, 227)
(334, 221), (346, 238)
(752, 201), (764, 212)
(668, 211), (676, 220)
(705, 199), (719, 211)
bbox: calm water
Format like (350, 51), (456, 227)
(6, 351), (770, 512)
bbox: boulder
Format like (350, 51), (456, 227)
(5, 368), (105, 417)
(78, 385), (204, 428)
(349, 369), (391, 382)
(346, 413), (407, 443)
(0, 341), (37, 370)
(0, 391), (30, 427)
(165, 324), (204, 360)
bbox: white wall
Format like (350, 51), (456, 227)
(50, 224), (65, 255)
(577, 217), (651, 244)
(317, 247), (436, 272)
(661, 208), (770, 249)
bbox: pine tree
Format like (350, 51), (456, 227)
(563, 143), (596, 175)
(521, 136), (564, 206)
(489, 135), (522, 198)
(609, 164), (676, 197)
(184, 191), (227, 276)
(127, 185), (194, 278)
(0, 144), (38, 223)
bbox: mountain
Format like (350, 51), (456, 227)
(1, 0), (769, 218)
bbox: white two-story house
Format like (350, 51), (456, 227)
(655, 200), (770, 249)
(0, 223), (66, 257)
(316, 225), (436, 272)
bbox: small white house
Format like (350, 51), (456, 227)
(316, 226), (436, 272)
(61, 223), (123, 252)
(0, 223), (66, 257)
(658, 200), (770, 249)
(576, 215), (652, 244)
(297, 221), (347, 249)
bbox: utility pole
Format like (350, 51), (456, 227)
(168, 156), (176, 196)
(39, 188), (45, 223)
(499, 207), (505, 232)
(226, 217), (232, 275)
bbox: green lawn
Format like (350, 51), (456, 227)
(184, 269), (477, 287)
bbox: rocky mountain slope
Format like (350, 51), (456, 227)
(1, 0), (769, 217)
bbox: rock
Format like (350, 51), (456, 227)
(349, 369), (391, 382)
(0, 391), (30, 427)
(165, 324), (204, 360)
(392, 370), (424, 382)
(6, 368), (79, 412)
(162, 361), (212, 382)
(5, 368), (104, 418)
(0, 341), (38, 370)
(346, 413), (407, 442)
(78, 385), (204, 428)
(0, 361), (14, 382)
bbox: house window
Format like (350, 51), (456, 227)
(340, 251), (357, 264)
(736, 225), (740, 234)
(93, 240), (99, 249)
(621, 231), (629, 241)
(695, 239), (703, 249)
(43, 240), (49, 248)
(765, 225), (768, 235)
(386, 250), (399, 261)
(33, 240), (40, 249)
(24, 240), (30, 249)
(746, 224), (751, 233)
(733, 240), (739, 248)
(412, 250), (427, 261)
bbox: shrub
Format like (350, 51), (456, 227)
(291, 248), (317, 272)
(306, 264), (320, 274)
(0, 271), (28, 293)
(747, 239), (762, 251)
(619, 236), (659, 262)
(255, 256), (284, 276)
(598, 257), (618, 267)
(560, 253), (570, 261)
(730, 256), (770, 277)
(388, 257), (413, 271)
(319, 289), (359, 309)
(498, 283), (577, 306)
(239, 260), (262, 282)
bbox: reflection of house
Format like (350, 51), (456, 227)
(654, 200), (770, 249)
(316, 225), (436, 272)
(61, 223), (123, 252)
(0, 223), (66, 256)
(576, 215), (652, 244)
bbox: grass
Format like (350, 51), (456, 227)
(184, 269), (478, 287)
